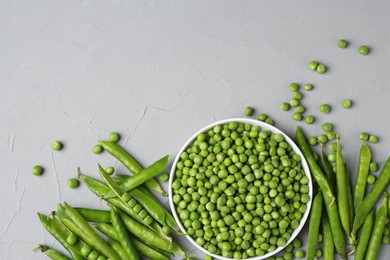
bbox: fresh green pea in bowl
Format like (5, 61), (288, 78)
(169, 118), (313, 260)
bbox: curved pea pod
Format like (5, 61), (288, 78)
(35, 244), (70, 260)
(354, 209), (375, 260)
(104, 155), (169, 199)
(295, 127), (346, 256)
(37, 213), (83, 260)
(353, 142), (371, 211)
(306, 191), (323, 260)
(117, 209), (185, 255)
(352, 156), (390, 238)
(99, 141), (167, 196)
(365, 193), (388, 260)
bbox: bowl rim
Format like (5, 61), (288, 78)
(168, 118), (313, 260)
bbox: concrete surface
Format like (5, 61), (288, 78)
(1, 1), (389, 259)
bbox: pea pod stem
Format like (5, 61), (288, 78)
(365, 193), (388, 260)
(352, 156), (390, 239)
(354, 208), (375, 260)
(307, 191), (323, 260)
(295, 127), (346, 256)
(353, 142), (371, 211)
(99, 141), (167, 196)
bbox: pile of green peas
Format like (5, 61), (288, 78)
(172, 122), (310, 258)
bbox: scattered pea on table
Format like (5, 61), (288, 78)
(359, 45), (369, 55)
(370, 162), (378, 172)
(105, 167), (115, 175)
(367, 174), (376, 185)
(68, 178), (79, 188)
(308, 61), (318, 71)
(338, 39), (348, 48)
(368, 135), (378, 144)
(316, 64), (327, 74)
(295, 105), (305, 114)
(359, 132), (369, 141)
(290, 99), (300, 107)
(257, 113), (267, 121)
(32, 165), (43, 176)
(51, 141), (62, 151)
(309, 137), (317, 146)
(244, 106), (254, 116)
(319, 104), (331, 114)
(280, 102), (290, 111)
(292, 113), (302, 121)
(92, 145), (104, 154)
(293, 92), (303, 100)
(295, 250), (305, 258)
(342, 99), (352, 109)
(322, 122), (333, 132)
(318, 134), (328, 144)
(289, 83), (299, 92)
(305, 115), (315, 125)
(158, 173), (169, 182)
(109, 132), (120, 142)
(304, 84), (313, 91)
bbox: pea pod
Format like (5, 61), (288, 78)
(365, 193), (388, 260)
(345, 163), (354, 228)
(322, 213), (334, 260)
(74, 208), (110, 223)
(295, 127), (346, 256)
(306, 191), (323, 260)
(352, 156), (390, 238)
(35, 244), (70, 260)
(353, 142), (371, 211)
(99, 141), (167, 196)
(107, 238), (129, 260)
(321, 145), (336, 195)
(335, 139), (351, 237)
(354, 209), (375, 260)
(37, 213), (83, 260)
(104, 155), (169, 199)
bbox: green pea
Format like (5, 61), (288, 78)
(316, 248), (323, 257)
(51, 141), (62, 151)
(109, 132), (120, 142)
(290, 99), (300, 107)
(295, 105), (305, 114)
(68, 178), (79, 188)
(342, 99), (352, 109)
(316, 64), (326, 74)
(257, 113), (267, 121)
(265, 117), (274, 125)
(338, 39), (348, 48)
(289, 83), (299, 92)
(327, 131), (336, 140)
(370, 161), (378, 172)
(308, 61), (318, 71)
(359, 45), (369, 55)
(318, 134), (328, 144)
(32, 165), (43, 176)
(158, 173), (169, 182)
(367, 174), (376, 184)
(368, 135), (378, 143)
(280, 103), (290, 111)
(382, 235), (390, 244)
(92, 145), (103, 154)
(244, 106), (254, 116)
(293, 92), (303, 100)
(322, 122), (333, 132)
(304, 84), (313, 91)
(305, 115), (315, 125)
(105, 167), (114, 175)
(204, 255), (212, 260)
(359, 132), (369, 141)
(295, 250), (305, 258)
(329, 142), (337, 153)
(292, 113), (302, 121)
(319, 104), (331, 114)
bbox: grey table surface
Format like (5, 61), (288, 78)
(1, 1), (390, 259)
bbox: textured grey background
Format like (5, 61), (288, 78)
(1, 1), (389, 259)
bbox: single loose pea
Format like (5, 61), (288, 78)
(327, 131), (336, 141)
(68, 178), (79, 188)
(257, 113), (267, 121)
(92, 145), (103, 154)
(295, 105), (305, 114)
(51, 141), (62, 151)
(318, 134), (328, 144)
(359, 132), (369, 141)
(32, 165), (43, 176)
(367, 174), (376, 185)
(308, 61), (318, 71)
(280, 102), (290, 111)
(304, 84), (313, 91)
(322, 122), (333, 132)
(295, 250), (305, 258)
(316, 64), (326, 74)
(105, 167), (114, 175)
(309, 137), (317, 146)
(244, 106), (254, 116)
(292, 113), (302, 121)
(342, 99), (352, 109)
(305, 115), (315, 125)
(338, 39), (348, 48)
(109, 132), (120, 142)
(370, 161), (378, 172)
(290, 99), (300, 107)
(159, 173), (169, 182)
(328, 153), (336, 163)
(368, 135), (378, 143)
(293, 92), (303, 100)
(320, 104), (331, 114)
(292, 238), (302, 248)
(289, 83), (299, 92)
(329, 142), (337, 153)
(359, 45), (369, 55)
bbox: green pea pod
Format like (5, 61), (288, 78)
(295, 127), (346, 256)
(99, 141), (167, 196)
(352, 156), (390, 238)
(335, 139), (351, 237)
(321, 146), (336, 195)
(110, 206), (139, 260)
(345, 163), (354, 228)
(353, 142), (371, 211)
(74, 208), (111, 223)
(36, 244), (70, 260)
(37, 213), (83, 260)
(107, 238), (129, 260)
(307, 191), (323, 260)
(322, 213), (334, 260)
(104, 155), (169, 199)
(62, 203), (120, 260)
(117, 209), (185, 255)
(365, 193), (388, 260)
(354, 209), (375, 260)
(94, 223), (170, 260)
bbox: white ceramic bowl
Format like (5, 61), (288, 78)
(169, 118), (313, 260)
